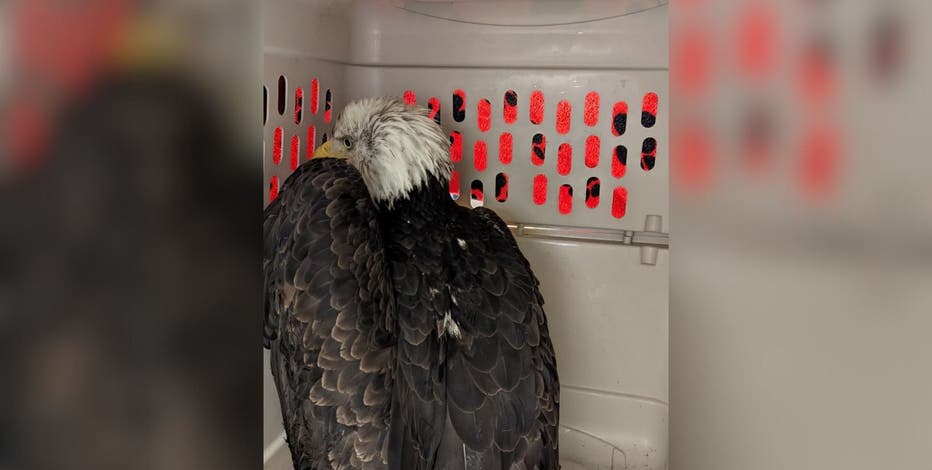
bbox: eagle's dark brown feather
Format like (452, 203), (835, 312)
(264, 158), (394, 470)
(383, 182), (559, 470)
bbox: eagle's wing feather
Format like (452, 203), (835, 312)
(264, 158), (394, 470)
(454, 206), (559, 469)
(388, 204), (559, 470)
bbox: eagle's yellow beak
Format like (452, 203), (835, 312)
(313, 141), (348, 159)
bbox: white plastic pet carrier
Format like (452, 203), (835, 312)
(262, 1), (669, 468)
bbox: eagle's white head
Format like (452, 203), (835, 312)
(317, 97), (452, 208)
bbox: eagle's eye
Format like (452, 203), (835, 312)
(343, 137), (353, 149)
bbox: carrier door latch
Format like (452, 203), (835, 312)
(507, 214), (669, 265)
(636, 215), (665, 266)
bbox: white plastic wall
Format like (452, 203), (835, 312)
(669, 2), (932, 470)
(263, 2), (668, 468)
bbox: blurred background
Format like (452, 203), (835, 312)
(670, 0), (932, 469)
(0, 1), (262, 470)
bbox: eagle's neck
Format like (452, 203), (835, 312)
(377, 175), (465, 345)
(378, 176), (458, 236)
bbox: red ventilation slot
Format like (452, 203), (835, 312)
(584, 91), (600, 127)
(403, 90), (417, 105)
(503, 90), (517, 124)
(470, 180), (484, 206)
(495, 172), (509, 202)
(294, 87), (303, 124)
(533, 174), (548, 205)
(673, 27), (710, 96)
(453, 89), (466, 122)
(310, 78), (319, 114)
(740, 105), (773, 172)
(428, 97), (441, 124)
(531, 133), (546, 166)
(673, 122), (712, 192)
(557, 143), (572, 176)
(272, 127), (283, 164)
(324, 89), (333, 123)
(799, 36), (836, 102)
(612, 102), (628, 136)
(870, 15), (902, 83)
(612, 145), (627, 178)
(307, 125), (316, 159)
(585, 135), (600, 168)
(262, 86), (268, 125)
(277, 75), (286, 115)
(612, 187), (628, 218)
(450, 131), (463, 162)
(641, 92), (658, 128)
(269, 175), (280, 202)
(499, 133), (513, 164)
(737, 4), (776, 78)
(478, 99), (491, 132)
(558, 184), (573, 215)
(799, 125), (839, 200)
(530, 90), (544, 125)
(474, 141), (488, 171)
(290, 134), (300, 170)
(556, 100), (571, 134)
(449, 170), (460, 200)
(641, 138), (657, 171)
(585, 177), (601, 208)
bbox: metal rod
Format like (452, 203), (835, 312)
(506, 222), (669, 248)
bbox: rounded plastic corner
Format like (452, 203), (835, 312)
(393, 0), (667, 27)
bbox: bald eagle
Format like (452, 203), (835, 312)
(264, 98), (559, 469)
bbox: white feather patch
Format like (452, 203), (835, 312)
(439, 311), (462, 339)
